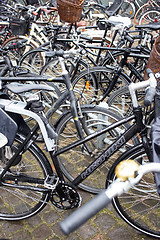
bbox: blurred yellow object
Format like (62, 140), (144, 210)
(115, 159), (140, 181)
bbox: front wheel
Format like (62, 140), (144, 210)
(55, 105), (139, 194)
(107, 144), (160, 238)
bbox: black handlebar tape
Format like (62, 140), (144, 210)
(59, 190), (111, 235)
(144, 87), (156, 106)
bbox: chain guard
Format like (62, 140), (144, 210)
(50, 182), (81, 210)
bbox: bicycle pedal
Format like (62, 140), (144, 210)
(44, 175), (59, 189)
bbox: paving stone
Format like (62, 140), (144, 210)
(43, 210), (60, 225)
(11, 230), (32, 240)
(78, 190), (93, 203)
(52, 223), (67, 239)
(93, 213), (116, 232)
(25, 214), (43, 227)
(3, 221), (24, 235)
(32, 223), (52, 240)
(107, 226), (135, 240)
(91, 233), (110, 240)
(77, 222), (98, 239)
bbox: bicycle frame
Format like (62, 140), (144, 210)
(0, 73), (155, 192)
(16, 22), (49, 54)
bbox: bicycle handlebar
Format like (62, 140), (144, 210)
(144, 68), (157, 106)
(59, 161), (160, 235)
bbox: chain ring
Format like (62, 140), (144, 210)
(50, 182), (81, 210)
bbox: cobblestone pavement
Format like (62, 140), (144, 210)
(0, 187), (158, 240)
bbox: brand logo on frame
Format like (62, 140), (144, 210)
(81, 135), (126, 179)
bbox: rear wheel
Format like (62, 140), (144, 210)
(2, 36), (37, 64)
(72, 66), (130, 104)
(107, 86), (145, 117)
(0, 134), (52, 220)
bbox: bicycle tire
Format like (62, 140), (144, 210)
(19, 41), (69, 74)
(107, 144), (160, 238)
(55, 105), (139, 194)
(133, 3), (150, 24)
(72, 66), (130, 104)
(107, 85), (145, 117)
(119, 0), (136, 18)
(19, 48), (46, 74)
(2, 36), (38, 64)
(40, 57), (89, 93)
(0, 133), (53, 220)
(139, 9), (160, 25)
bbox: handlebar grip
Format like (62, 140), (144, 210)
(144, 87), (156, 106)
(144, 68), (156, 106)
(59, 190), (111, 235)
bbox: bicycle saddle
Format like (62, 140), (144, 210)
(105, 0), (123, 17)
(136, 22), (160, 31)
(4, 83), (55, 94)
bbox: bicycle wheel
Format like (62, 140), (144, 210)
(139, 9), (160, 25)
(107, 144), (160, 238)
(19, 48), (46, 74)
(2, 36), (37, 64)
(19, 41), (69, 74)
(72, 66), (130, 104)
(0, 133), (53, 220)
(134, 3), (150, 24)
(55, 105), (139, 194)
(41, 57), (89, 93)
(107, 86), (145, 117)
(119, 0), (136, 18)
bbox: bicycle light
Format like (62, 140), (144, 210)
(115, 160), (140, 181)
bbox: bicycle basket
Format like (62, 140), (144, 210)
(57, 0), (84, 23)
(9, 18), (30, 36)
(0, 108), (18, 147)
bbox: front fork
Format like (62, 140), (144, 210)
(134, 106), (153, 162)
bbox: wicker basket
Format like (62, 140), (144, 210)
(57, 0), (84, 23)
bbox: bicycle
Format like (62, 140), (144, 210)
(1, 4), (59, 61)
